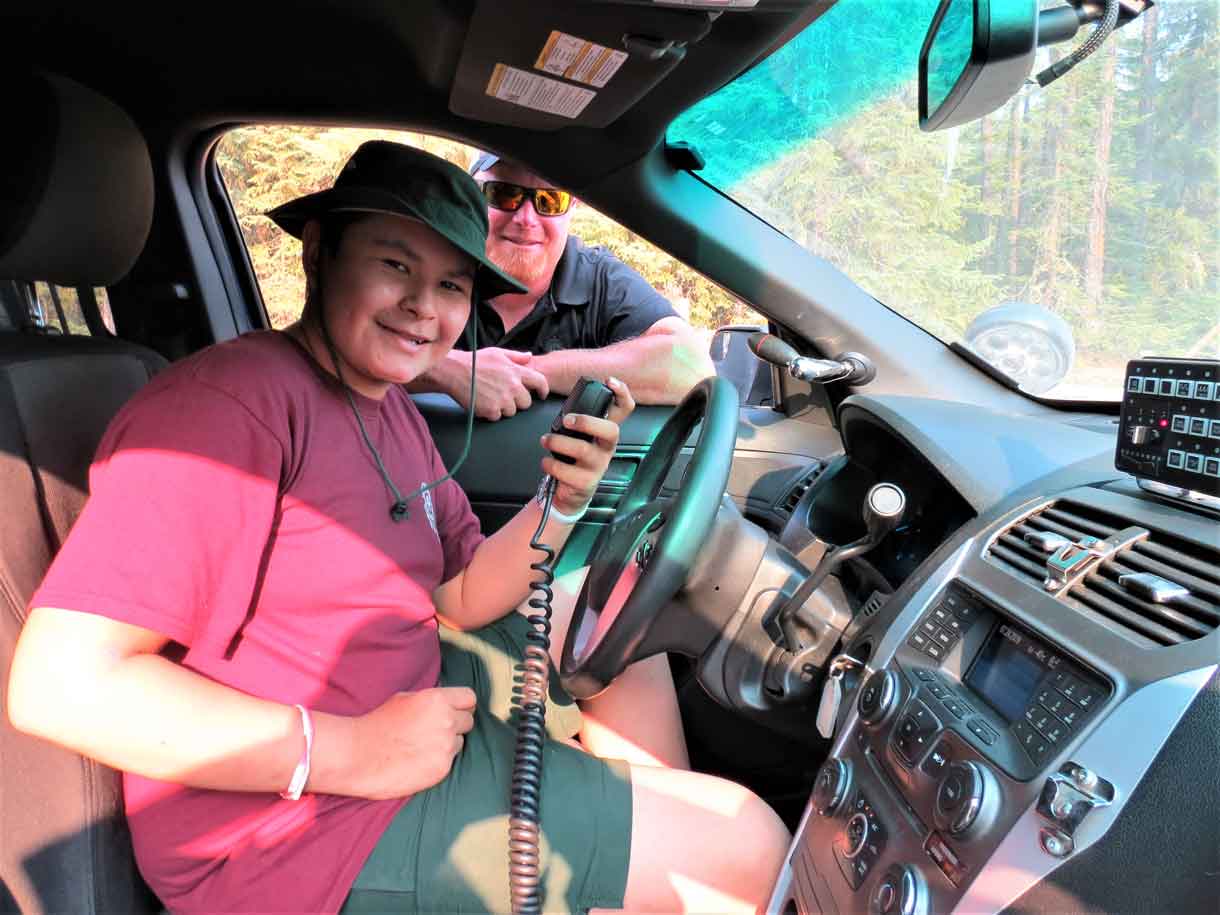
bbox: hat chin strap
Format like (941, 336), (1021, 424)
(311, 274), (479, 523)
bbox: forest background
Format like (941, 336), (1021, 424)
(217, 1), (1217, 400)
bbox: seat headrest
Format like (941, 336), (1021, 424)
(0, 71), (154, 286)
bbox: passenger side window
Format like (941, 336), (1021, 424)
(215, 125), (771, 404)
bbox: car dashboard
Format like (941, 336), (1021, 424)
(768, 392), (1219, 915)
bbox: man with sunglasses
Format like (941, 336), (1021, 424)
(409, 153), (714, 420)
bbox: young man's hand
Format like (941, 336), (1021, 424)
(343, 686), (477, 799)
(540, 377), (635, 516)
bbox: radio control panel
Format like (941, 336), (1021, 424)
(893, 582), (1110, 780)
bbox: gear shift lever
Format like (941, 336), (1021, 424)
(779, 482), (906, 652)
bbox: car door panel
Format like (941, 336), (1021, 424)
(416, 395), (843, 544)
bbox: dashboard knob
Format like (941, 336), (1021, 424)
(842, 811), (870, 859)
(934, 761), (997, 839)
(858, 669), (898, 725)
(870, 864), (924, 915)
(812, 758), (852, 817)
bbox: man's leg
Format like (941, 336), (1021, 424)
(521, 565), (690, 769)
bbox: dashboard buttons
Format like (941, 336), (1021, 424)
(858, 670), (898, 726)
(922, 641), (946, 661)
(1190, 418), (1208, 436)
(925, 832), (968, 887)
(908, 630), (931, 652)
(1024, 705), (1054, 733)
(1186, 454), (1203, 472)
(813, 758), (852, 817)
(941, 697), (971, 719)
(1013, 719), (1051, 764)
(843, 812), (870, 859)
(966, 718), (998, 746)
(912, 668), (935, 682)
(869, 865), (924, 915)
(1171, 415), (1189, 433)
(894, 701), (941, 764)
(836, 792), (888, 889)
(1168, 449), (1185, 469)
(920, 741), (950, 778)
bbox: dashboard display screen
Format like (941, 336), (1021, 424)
(965, 624), (1048, 722)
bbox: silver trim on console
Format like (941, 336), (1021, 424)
(952, 665), (1217, 914)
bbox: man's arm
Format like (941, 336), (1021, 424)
(533, 316), (715, 403)
(406, 347), (550, 420)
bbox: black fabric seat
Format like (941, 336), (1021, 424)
(0, 72), (166, 914)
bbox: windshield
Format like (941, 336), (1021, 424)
(669, 0), (1218, 400)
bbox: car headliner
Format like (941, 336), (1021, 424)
(5, 0), (830, 193)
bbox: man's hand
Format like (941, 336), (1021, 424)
(448, 348), (550, 420)
(346, 686), (476, 800)
(541, 377), (636, 516)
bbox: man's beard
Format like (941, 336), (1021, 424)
(487, 238), (551, 289)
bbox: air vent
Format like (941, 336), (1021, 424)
(1068, 530), (1220, 647)
(985, 501), (1122, 585)
(986, 500), (1220, 647)
(782, 463), (825, 514)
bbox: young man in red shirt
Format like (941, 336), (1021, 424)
(9, 141), (788, 914)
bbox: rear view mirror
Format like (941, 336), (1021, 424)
(919, 0), (1037, 131)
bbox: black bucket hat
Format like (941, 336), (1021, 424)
(267, 141), (526, 297)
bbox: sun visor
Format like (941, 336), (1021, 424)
(449, 0), (716, 130)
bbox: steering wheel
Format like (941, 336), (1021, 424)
(559, 376), (739, 699)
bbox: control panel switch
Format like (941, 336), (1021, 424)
(1039, 826), (1074, 858)
(1035, 761), (1115, 851)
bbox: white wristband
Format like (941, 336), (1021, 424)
(547, 499), (589, 525)
(279, 704), (313, 801)
(536, 476), (588, 525)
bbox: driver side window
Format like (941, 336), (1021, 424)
(214, 125), (771, 405)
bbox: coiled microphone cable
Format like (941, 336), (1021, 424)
(508, 476), (559, 915)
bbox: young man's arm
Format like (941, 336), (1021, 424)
(532, 316), (715, 403)
(9, 608), (476, 800)
(433, 380), (634, 629)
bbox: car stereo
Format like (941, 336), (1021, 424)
(1117, 357), (1220, 505)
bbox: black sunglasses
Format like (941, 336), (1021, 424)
(480, 180), (573, 217)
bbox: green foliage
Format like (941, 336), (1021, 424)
(671, 0), (1219, 395)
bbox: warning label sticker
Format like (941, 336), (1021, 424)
(535, 30), (629, 88)
(485, 64), (596, 119)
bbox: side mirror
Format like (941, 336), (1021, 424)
(709, 324), (773, 407)
(919, 0), (1038, 132)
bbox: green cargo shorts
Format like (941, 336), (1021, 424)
(342, 613), (633, 914)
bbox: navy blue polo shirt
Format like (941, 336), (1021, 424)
(455, 236), (677, 355)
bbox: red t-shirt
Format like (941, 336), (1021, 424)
(32, 331), (484, 913)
